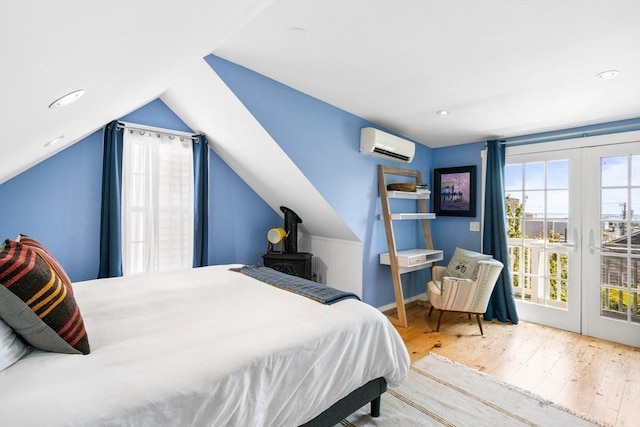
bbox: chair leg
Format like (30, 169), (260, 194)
(436, 310), (445, 332)
(428, 306), (433, 317)
(475, 313), (484, 335)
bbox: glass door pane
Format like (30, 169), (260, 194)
(505, 150), (581, 333)
(583, 143), (640, 347)
(599, 154), (639, 323)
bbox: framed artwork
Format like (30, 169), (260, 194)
(433, 165), (477, 217)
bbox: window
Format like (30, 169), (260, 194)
(121, 129), (194, 275)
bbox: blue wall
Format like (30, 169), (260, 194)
(0, 99), (281, 282)
(0, 130), (103, 281)
(430, 142), (485, 263)
(207, 55), (434, 307)
(207, 151), (282, 266)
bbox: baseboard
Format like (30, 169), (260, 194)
(377, 292), (429, 314)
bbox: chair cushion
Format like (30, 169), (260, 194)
(444, 247), (492, 280)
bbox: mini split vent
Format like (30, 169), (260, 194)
(359, 127), (415, 163)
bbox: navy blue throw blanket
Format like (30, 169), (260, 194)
(231, 264), (360, 305)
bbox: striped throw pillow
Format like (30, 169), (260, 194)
(16, 234), (72, 291)
(0, 239), (90, 355)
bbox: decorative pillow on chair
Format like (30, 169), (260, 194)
(444, 247), (492, 280)
(0, 318), (31, 371)
(0, 239), (90, 355)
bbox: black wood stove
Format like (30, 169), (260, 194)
(262, 206), (313, 280)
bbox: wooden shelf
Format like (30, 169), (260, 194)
(379, 213), (436, 220)
(387, 190), (430, 199)
(378, 165), (441, 328)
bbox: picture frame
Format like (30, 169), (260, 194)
(433, 165), (477, 217)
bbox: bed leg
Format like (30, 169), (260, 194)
(371, 395), (381, 417)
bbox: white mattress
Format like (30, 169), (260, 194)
(0, 264), (409, 426)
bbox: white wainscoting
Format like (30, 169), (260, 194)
(299, 233), (363, 298)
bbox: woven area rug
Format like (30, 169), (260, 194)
(338, 353), (608, 427)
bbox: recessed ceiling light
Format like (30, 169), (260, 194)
(287, 27), (309, 42)
(436, 110), (449, 116)
(44, 135), (64, 147)
(48, 89), (85, 109)
(596, 70), (620, 80)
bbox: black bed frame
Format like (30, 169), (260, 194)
(299, 377), (387, 427)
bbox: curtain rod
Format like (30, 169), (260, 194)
(116, 122), (200, 142)
(498, 121), (640, 146)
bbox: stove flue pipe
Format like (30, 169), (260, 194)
(280, 206), (302, 253)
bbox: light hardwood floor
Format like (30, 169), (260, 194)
(387, 303), (640, 427)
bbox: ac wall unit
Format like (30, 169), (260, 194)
(360, 127), (415, 163)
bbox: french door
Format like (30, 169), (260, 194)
(582, 142), (639, 347)
(504, 132), (640, 347)
(505, 149), (582, 334)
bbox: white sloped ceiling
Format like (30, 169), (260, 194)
(161, 59), (359, 242)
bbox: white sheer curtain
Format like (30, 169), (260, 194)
(121, 129), (194, 276)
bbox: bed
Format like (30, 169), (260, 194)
(0, 259), (410, 426)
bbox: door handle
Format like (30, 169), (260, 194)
(562, 228), (579, 252)
(589, 229), (603, 253)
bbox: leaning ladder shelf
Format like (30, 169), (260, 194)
(378, 165), (443, 328)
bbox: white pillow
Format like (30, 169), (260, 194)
(444, 247), (492, 280)
(0, 317), (31, 371)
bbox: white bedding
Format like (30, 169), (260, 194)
(0, 264), (409, 426)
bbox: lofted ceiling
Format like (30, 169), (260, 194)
(1, 0), (639, 184)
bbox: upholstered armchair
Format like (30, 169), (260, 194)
(427, 259), (504, 335)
